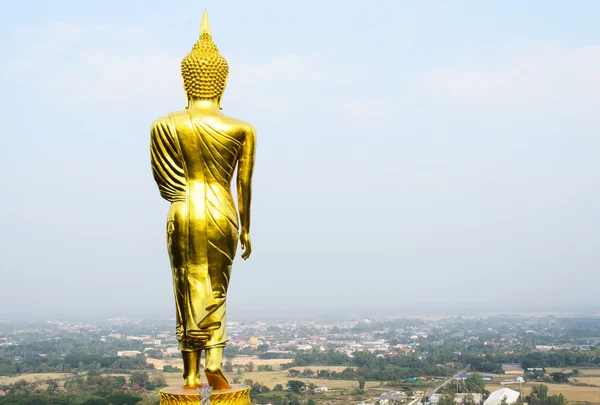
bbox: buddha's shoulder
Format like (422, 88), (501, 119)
(216, 113), (256, 134)
(150, 112), (180, 131)
(152, 110), (255, 136)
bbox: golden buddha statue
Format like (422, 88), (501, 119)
(150, 9), (256, 398)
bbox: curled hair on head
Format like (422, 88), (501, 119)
(181, 33), (229, 100)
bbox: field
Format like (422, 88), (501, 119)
(484, 368), (600, 404)
(485, 383), (600, 403)
(146, 354), (292, 371)
(0, 373), (72, 385)
(5, 365), (600, 404)
(162, 366), (369, 390)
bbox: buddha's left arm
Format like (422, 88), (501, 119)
(237, 126), (256, 259)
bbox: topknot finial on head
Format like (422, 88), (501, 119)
(200, 8), (211, 37)
(181, 9), (229, 101)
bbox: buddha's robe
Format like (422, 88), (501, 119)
(151, 110), (242, 351)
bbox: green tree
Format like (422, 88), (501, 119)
(287, 380), (307, 394)
(257, 364), (274, 372)
(550, 372), (569, 383)
(465, 374), (486, 393)
(274, 384), (284, 391)
(302, 368), (314, 377)
(464, 393), (476, 405)
(307, 399), (316, 405)
(146, 350), (163, 359)
(130, 370), (150, 388)
(358, 377), (366, 390)
(223, 360), (233, 372)
(528, 384), (549, 405)
(439, 393), (457, 405)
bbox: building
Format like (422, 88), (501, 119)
(117, 350), (142, 357)
(484, 388), (520, 405)
(457, 394), (483, 404)
(380, 391), (407, 404)
(166, 347), (179, 355)
(501, 364), (524, 375)
(430, 393), (483, 405)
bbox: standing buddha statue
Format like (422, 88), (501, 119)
(150, 9), (256, 392)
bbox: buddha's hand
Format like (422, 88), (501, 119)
(240, 231), (252, 260)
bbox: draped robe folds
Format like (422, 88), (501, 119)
(150, 111), (241, 351)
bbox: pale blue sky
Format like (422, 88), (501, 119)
(1, 1), (599, 317)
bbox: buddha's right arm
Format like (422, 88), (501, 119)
(150, 119), (186, 202)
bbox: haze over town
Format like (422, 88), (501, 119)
(1, 0), (600, 317)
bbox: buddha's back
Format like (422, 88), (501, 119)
(150, 9), (256, 393)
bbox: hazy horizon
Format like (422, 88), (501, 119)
(1, 1), (600, 316)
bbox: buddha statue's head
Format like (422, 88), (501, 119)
(181, 10), (229, 108)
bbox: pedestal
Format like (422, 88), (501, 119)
(159, 385), (251, 405)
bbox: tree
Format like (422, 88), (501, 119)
(130, 371), (150, 388)
(257, 364), (274, 372)
(465, 374), (486, 393)
(302, 368), (314, 377)
(223, 360), (233, 372)
(358, 377), (366, 390)
(307, 400), (316, 405)
(146, 350), (163, 359)
(274, 384), (284, 391)
(138, 394), (160, 405)
(464, 393), (476, 405)
(528, 384), (549, 404)
(551, 372), (569, 383)
(247, 361), (255, 372)
(287, 380), (307, 394)
(151, 374), (167, 389)
(258, 344), (269, 352)
(439, 393), (457, 405)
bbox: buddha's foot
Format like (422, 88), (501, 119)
(205, 366), (230, 390)
(183, 373), (200, 389)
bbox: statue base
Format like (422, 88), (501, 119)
(159, 385), (251, 405)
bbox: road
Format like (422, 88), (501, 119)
(398, 365), (471, 405)
(428, 365), (471, 397)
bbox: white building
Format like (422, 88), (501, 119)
(117, 350), (142, 357)
(484, 388), (520, 405)
(430, 393), (483, 405)
(166, 347), (179, 355)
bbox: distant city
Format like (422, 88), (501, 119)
(1, 313), (600, 404)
